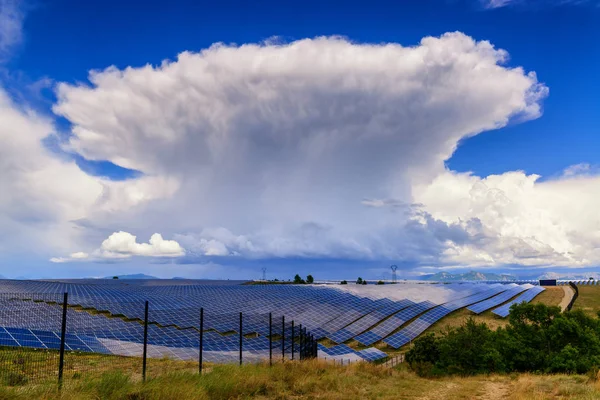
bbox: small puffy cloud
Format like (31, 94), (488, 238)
(49, 251), (89, 263)
(562, 163), (595, 177)
(70, 251), (89, 259)
(99, 231), (185, 258)
(51, 231), (185, 262)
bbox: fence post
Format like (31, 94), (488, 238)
(199, 307), (204, 374)
(239, 312), (243, 366)
(281, 315), (285, 361)
(142, 300), (149, 382)
(299, 324), (303, 360)
(291, 321), (295, 360)
(58, 292), (68, 389)
(303, 327), (307, 360)
(269, 312), (272, 366)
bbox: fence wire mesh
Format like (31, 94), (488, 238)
(0, 292), (318, 386)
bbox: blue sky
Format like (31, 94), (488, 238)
(0, 0), (599, 280)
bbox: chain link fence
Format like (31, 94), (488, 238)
(0, 292), (318, 387)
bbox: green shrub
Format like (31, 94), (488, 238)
(407, 303), (600, 377)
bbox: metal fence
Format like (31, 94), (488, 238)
(0, 292), (318, 386)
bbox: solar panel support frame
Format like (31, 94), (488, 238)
(299, 324), (304, 360)
(291, 321), (295, 360)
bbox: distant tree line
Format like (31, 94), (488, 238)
(294, 274), (314, 284)
(406, 303), (600, 377)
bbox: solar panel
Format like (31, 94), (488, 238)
(467, 284), (528, 314)
(492, 286), (545, 318)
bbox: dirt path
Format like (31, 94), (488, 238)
(478, 382), (510, 399)
(559, 285), (574, 311)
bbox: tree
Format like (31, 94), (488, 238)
(306, 275), (314, 284)
(340, 280), (348, 285)
(356, 277), (363, 285)
(436, 318), (504, 375)
(377, 280), (385, 285)
(294, 274), (306, 284)
(406, 333), (440, 377)
(362, 280), (367, 285)
(112, 276), (119, 280)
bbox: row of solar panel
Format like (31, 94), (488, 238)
(317, 343), (388, 362)
(0, 280), (545, 362)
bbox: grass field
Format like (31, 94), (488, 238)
(572, 285), (600, 317)
(2, 357), (600, 400)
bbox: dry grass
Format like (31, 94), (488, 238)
(572, 285), (600, 317)
(2, 358), (600, 399)
(428, 308), (509, 335)
(532, 286), (565, 307)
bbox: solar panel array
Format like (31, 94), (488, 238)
(384, 284), (511, 349)
(492, 286), (546, 318)
(0, 279), (542, 362)
(467, 284), (529, 314)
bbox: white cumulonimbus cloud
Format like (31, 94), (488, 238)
(6, 32), (599, 270)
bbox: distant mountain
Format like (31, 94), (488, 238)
(102, 274), (159, 280)
(422, 270), (517, 282)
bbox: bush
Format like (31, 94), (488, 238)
(356, 277), (363, 284)
(377, 280), (384, 285)
(407, 303), (600, 377)
(293, 274), (306, 284)
(306, 275), (314, 284)
(340, 280), (348, 285)
(362, 280), (367, 285)
(406, 333), (440, 376)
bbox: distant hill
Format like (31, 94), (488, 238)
(422, 270), (517, 282)
(102, 274), (159, 280)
